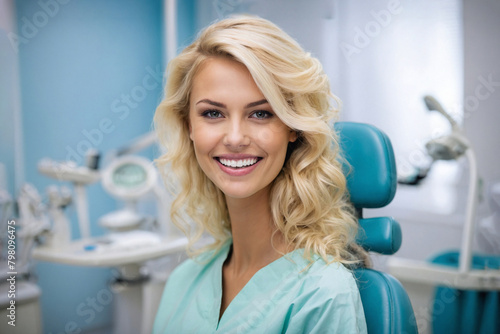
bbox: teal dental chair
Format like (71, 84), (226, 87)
(335, 122), (418, 334)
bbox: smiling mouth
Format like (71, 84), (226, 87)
(216, 157), (261, 168)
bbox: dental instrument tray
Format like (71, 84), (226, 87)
(32, 232), (187, 267)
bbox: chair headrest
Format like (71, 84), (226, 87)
(334, 122), (397, 209)
(357, 217), (402, 255)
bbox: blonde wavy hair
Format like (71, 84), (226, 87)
(155, 15), (369, 267)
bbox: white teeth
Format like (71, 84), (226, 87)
(219, 158), (258, 168)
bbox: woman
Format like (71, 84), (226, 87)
(153, 15), (368, 333)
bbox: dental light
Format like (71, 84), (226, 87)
(423, 95), (478, 274)
(99, 155), (159, 232)
(423, 95), (469, 161)
(423, 95), (460, 132)
(388, 96), (495, 289)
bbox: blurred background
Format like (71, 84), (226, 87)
(1, 0), (499, 333)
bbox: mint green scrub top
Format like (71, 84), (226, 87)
(153, 241), (367, 333)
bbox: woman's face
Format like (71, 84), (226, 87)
(189, 57), (296, 201)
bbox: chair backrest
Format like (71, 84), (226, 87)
(335, 122), (418, 334)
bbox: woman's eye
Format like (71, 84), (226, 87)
(202, 110), (223, 119)
(251, 110), (273, 119)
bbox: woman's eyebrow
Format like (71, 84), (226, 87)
(245, 99), (268, 108)
(196, 99), (226, 108)
(195, 99), (269, 108)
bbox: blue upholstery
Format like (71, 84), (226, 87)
(335, 122), (418, 334)
(430, 252), (500, 334)
(355, 269), (417, 334)
(357, 217), (402, 255)
(335, 122), (397, 209)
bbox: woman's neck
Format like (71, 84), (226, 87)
(224, 188), (287, 274)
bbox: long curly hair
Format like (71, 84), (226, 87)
(154, 15), (369, 267)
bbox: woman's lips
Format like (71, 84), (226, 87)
(214, 156), (262, 176)
(218, 157), (259, 168)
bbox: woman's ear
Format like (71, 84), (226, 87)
(289, 129), (298, 143)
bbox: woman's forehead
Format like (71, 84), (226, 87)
(190, 57), (266, 106)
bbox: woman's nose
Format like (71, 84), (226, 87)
(223, 120), (250, 148)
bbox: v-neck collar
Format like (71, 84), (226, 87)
(214, 241), (314, 330)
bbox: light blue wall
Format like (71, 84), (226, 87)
(16, 0), (164, 199)
(13, 0), (195, 332)
(178, 0), (197, 50)
(0, 0), (19, 196)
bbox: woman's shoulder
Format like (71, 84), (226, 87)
(312, 258), (358, 284)
(278, 251), (367, 333)
(289, 250), (360, 295)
